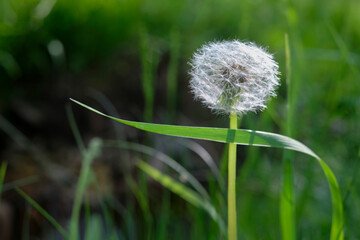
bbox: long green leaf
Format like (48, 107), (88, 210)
(70, 98), (344, 240)
(70, 99), (317, 158)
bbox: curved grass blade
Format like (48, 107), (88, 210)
(177, 139), (225, 192)
(15, 187), (68, 238)
(70, 98), (317, 158)
(70, 98), (344, 240)
(319, 161), (344, 240)
(103, 140), (210, 200)
(137, 160), (225, 233)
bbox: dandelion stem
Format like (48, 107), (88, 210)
(228, 113), (238, 240)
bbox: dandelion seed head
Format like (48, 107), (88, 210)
(189, 40), (280, 115)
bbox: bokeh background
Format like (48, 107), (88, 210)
(0, 0), (359, 239)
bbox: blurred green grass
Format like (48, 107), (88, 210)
(0, 0), (359, 239)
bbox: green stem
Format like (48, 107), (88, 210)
(228, 113), (238, 240)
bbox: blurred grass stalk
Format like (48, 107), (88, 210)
(69, 138), (102, 240)
(67, 106), (103, 240)
(140, 27), (159, 122)
(280, 33), (295, 240)
(166, 28), (180, 122)
(68, 106), (121, 239)
(126, 170), (153, 240)
(136, 159), (225, 234)
(0, 162), (8, 203)
(75, 106), (133, 238)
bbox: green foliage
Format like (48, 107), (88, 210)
(72, 98), (344, 240)
(104, 140), (210, 200)
(1, 0), (359, 238)
(136, 160), (225, 234)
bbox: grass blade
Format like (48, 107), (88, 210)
(126, 173), (152, 240)
(69, 138), (102, 240)
(15, 187), (68, 238)
(66, 105), (86, 155)
(90, 171), (120, 240)
(84, 214), (103, 240)
(140, 27), (159, 122)
(319, 161), (344, 240)
(281, 156), (295, 239)
(0, 162), (8, 203)
(178, 139), (225, 192)
(166, 28), (180, 122)
(136, 160), (225, 233)
(70, 98), (318, 158)
(103, 140), (210, 200)
(157, 190), (170, 240)
(71, 98), (344, 239)
(137, 160), (202, 206)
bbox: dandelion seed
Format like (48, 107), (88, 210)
(189, 40), (280, 115)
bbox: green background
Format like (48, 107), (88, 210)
(0, 0), (359, 239)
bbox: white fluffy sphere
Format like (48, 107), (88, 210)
(189, 40), (280, 115)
